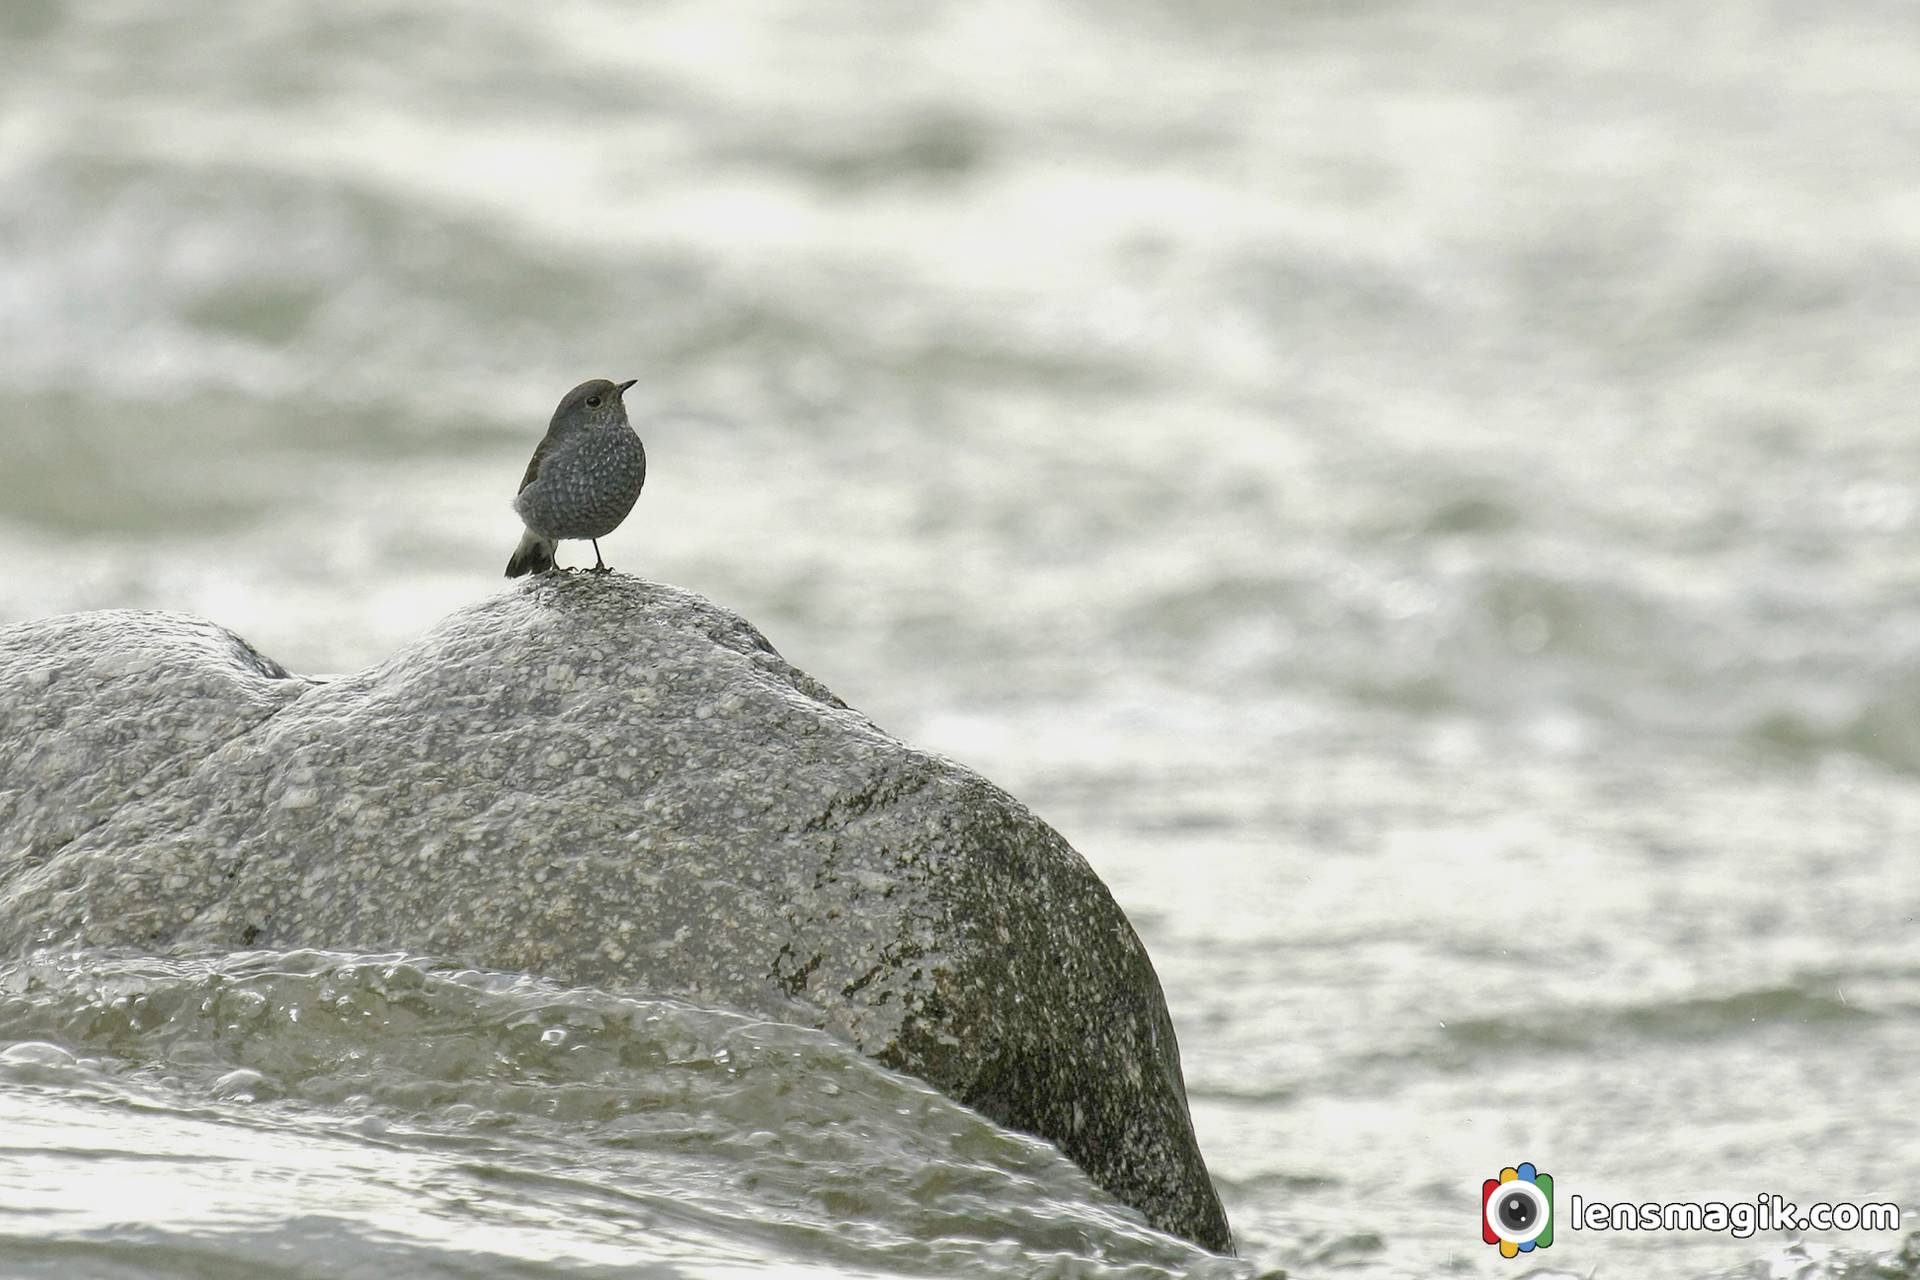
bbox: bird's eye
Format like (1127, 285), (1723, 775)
(586, 395), (602, 408)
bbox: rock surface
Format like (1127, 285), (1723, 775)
(0, 575), (1231, 1252)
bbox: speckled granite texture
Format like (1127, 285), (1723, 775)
(0, 575), (1231, 1251)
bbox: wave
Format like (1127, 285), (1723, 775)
(0, 949), (1238, 1279)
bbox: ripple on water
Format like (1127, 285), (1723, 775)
(0, 949), (1244, 1280)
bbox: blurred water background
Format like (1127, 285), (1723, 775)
(2, 1), (1919, 1276)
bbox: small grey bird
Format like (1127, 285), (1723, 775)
(505, 377), (647, 576)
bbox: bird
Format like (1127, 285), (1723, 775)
(505, 377), (647, 577)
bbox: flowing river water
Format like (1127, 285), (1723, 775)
(1, 1), (1918, 1275)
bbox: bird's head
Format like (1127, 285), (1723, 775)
(551, 377), (637, 431)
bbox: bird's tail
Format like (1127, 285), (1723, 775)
(505, 529), (557, 577)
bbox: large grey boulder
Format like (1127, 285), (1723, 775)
(0, 575), (1231, 1252)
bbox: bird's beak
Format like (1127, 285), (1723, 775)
(616, 379), (638, 395)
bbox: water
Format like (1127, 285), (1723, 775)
(0, 952), (1229, 1279)
(2, 0), (1918, 1275)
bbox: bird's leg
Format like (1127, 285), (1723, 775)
(591, 540), (609, 573)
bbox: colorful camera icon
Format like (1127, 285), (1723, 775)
(1482, 1162), (1554, 1257)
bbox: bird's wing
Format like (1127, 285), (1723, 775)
(517, 434), (554, 493)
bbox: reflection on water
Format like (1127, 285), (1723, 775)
(2, 0), (1918, 1275)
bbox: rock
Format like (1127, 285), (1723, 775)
(0, 575), (1232, 1251)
